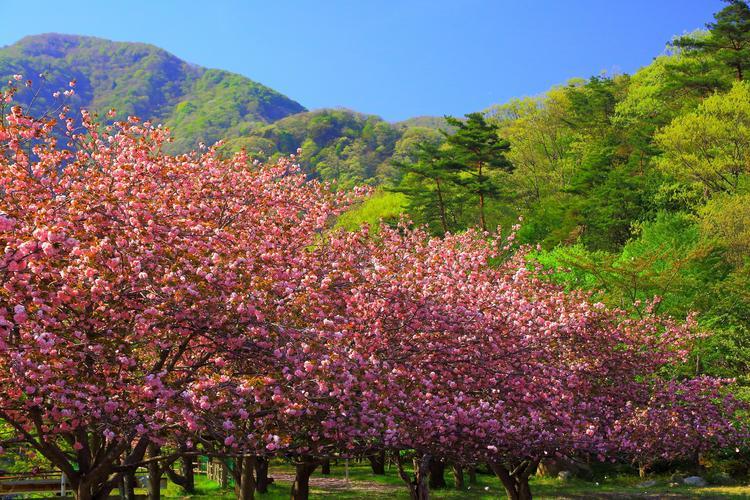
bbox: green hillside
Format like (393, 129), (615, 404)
(223, 108), (443, 187)
(0, 34), (453, 182)
(0, 33), (306, 152)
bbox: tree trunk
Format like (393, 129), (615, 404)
(255, 457), (270, 493)
(76, 482), (92, 500)
(122, 469), (137, 500)
(434, 178), (449, 234)
(147, 445), (161, 500)
(468, 467), (477, 485)
(395, 451), (431, 500)
(368, 450), (386, 475)
(75, 481), (114, 500)
(478, 162), (486, 232)
(231, 459), (242, 499)
(428, 458), (446, 489)
(452, 465), (464, 490)
(639, 463), (648, 479)
(290, 456), (318, 500)
(220, 461), (229, 489)
(239, 456), (256, 500)
(411, 454), (431, 500)
(479, 191), (486, 232)
(321, 458), (331, 475)
(490, 460), (538, 500)
(164, 454), (196, 494)
(182, 454), (195, 493)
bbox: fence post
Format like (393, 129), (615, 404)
(60, 473), (66, 497)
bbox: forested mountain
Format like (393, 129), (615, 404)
(222, 109), (444, 187)
(0, 33), (306, 152)
(0, 34), (444, 184)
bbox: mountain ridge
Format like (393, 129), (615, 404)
(0, 33), (307, 151)
(0, 33), (448, 184)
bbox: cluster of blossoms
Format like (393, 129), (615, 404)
(0, 81), (745, 500)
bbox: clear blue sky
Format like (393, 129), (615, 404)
(0, 0), (722, 121)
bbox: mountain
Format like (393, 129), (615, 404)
(0, 34), (306, 152)
(0, 34), (450, 184)
(395, 115), (450, 130)
(224, 108), (431, 187)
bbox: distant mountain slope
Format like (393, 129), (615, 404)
(0, 34), (449, 184)
(0, 34), (306, 151)
(224, 108), (445, 187)
(395, 115), (450, 130)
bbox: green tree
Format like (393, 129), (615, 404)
(489, 88), (577, 206)
(673, 0), (750, 80)
(391, 141), (465, 234)
(442, 112), (512, 231)
(656, 81), (750, 194)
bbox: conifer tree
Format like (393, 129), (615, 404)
(673, 0), (750, 80)
(442, 113), (512, 231)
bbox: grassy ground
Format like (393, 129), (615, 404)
(153, 461), (750, 499)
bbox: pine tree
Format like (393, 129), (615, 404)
(391, 141), (463, 234)
(673, 0), (750, 80)
(442, 113), (512, 232)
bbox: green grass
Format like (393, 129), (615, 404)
(12, 462), (750, 498)
(154, 462), (750, 499)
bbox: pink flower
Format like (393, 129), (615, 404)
(13, 305), (28, 324)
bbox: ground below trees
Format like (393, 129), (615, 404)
(149, 462), (750, 499)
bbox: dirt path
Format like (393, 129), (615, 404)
(270, 473), (402, 493)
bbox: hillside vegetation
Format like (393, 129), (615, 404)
(0, 33), (305, 152)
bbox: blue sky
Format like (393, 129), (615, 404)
(0, 0), (722, 121)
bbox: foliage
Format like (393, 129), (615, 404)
(656, 80), (750, 193)
(335, 190), (408, 231)
(236, 109), (406, 188)
(673, 0), (750, 80)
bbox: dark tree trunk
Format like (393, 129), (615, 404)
(182, 454), (195, 493)
(147, 445), (161, 500)
(468, 467), (477, 485)
(121, 468), (137, 500)
(321, 458), (331, 475)
(490, 460), (539, 500)
(164, 454), (196, 494)
(638, 462), (648, 479)
(290, 456), (318, 500)
(75, 481), (115, 500)
(26, 434), (148, 500)
(395, 452), (431, 500)
(452, 465), (464, 490)
(255, 457), (270, 493)
(478, 163), (486, 232)
(428, 458), (446, 489)
(239, 456), (256, 500)
(231, 459), (242, 499)
(434, 178), (449, 234)
(368, 450), (386, 475)
(76, 482), (92, 500)
(412, 454), (431, 500)
(479, 191), (487, 232)
(227, 457), (256, 500)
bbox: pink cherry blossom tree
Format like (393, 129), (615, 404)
(0, 80), (356, 500)
(300, 222), (745, 500)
